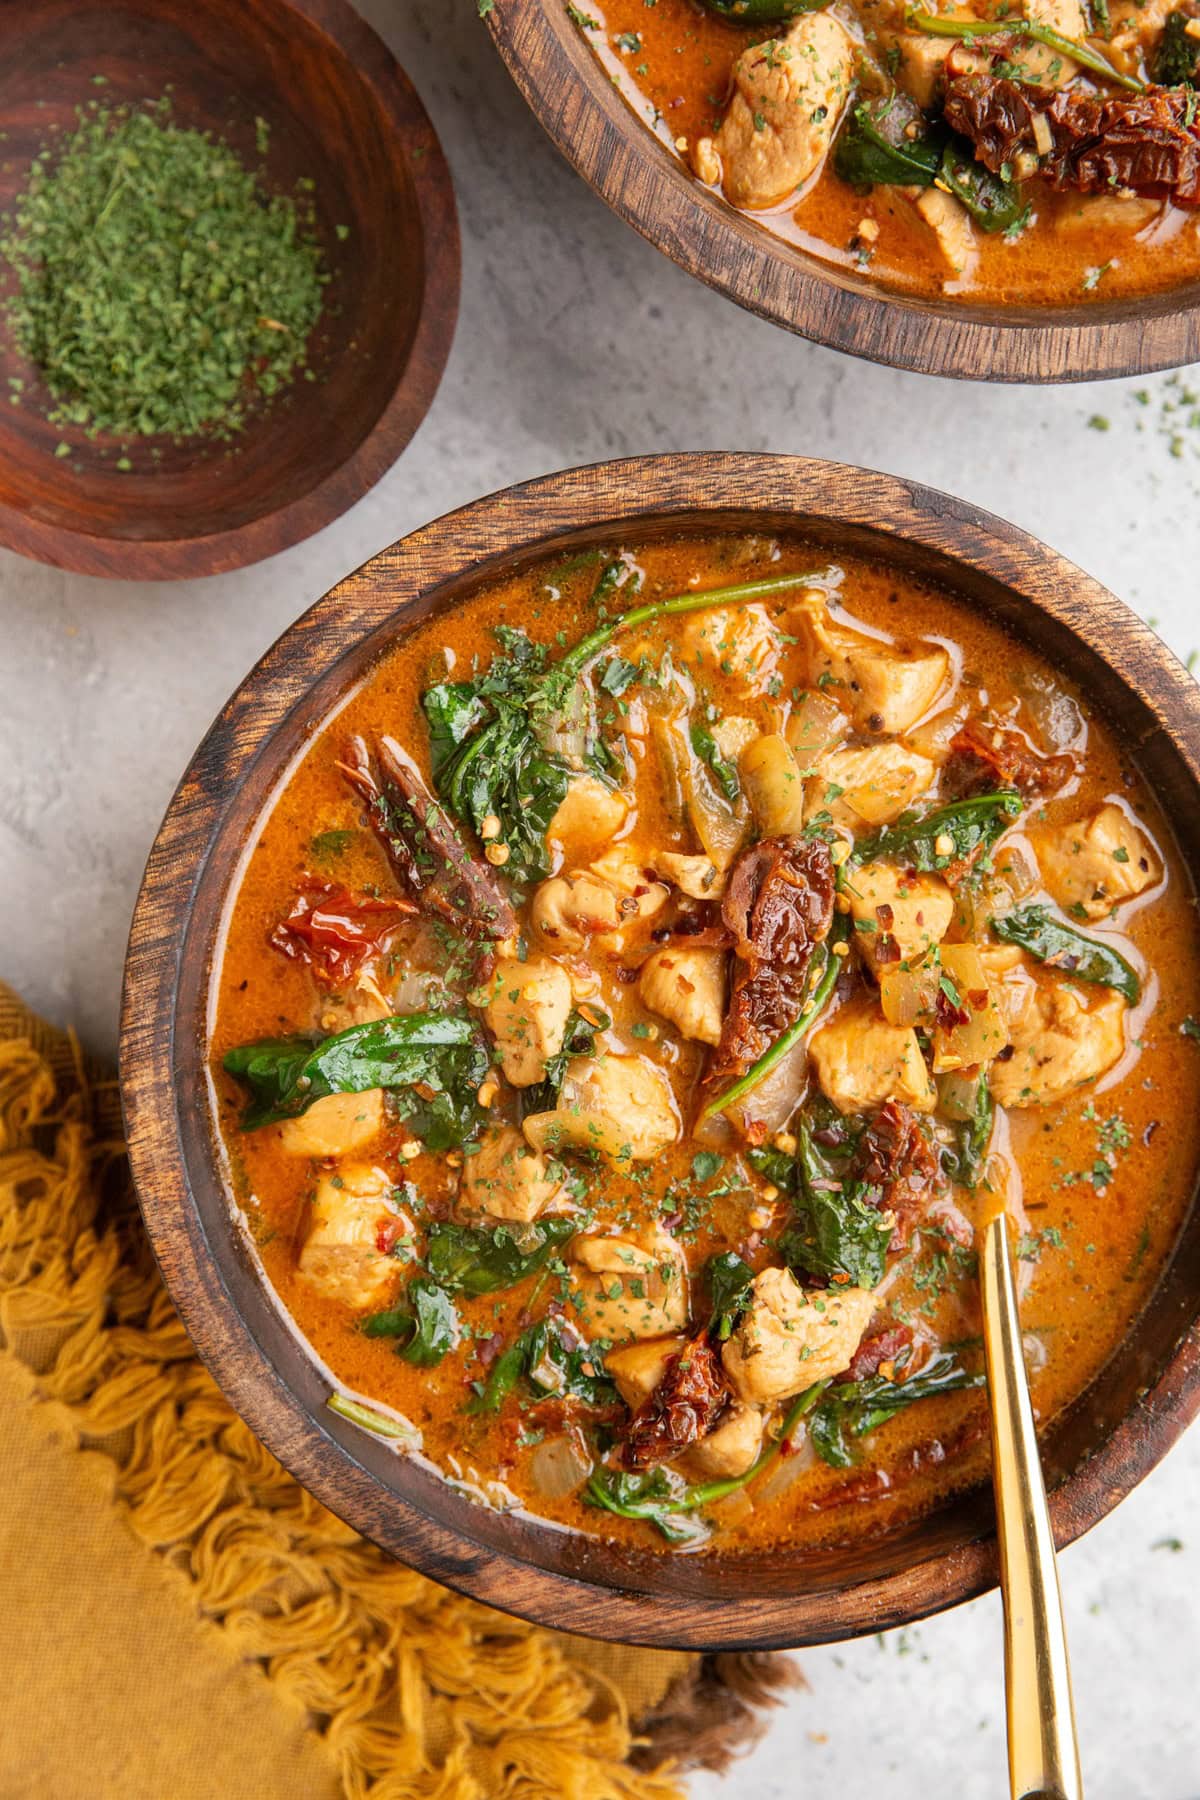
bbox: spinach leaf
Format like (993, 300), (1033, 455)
(520, 1005), (610, 1118)
(222, 1011), (489, 1142)
(362, 1279), (460, 1366)
(808, 1351), (984, 1468)
(468, 1316), (617, 1414)
(1155, 8), (1200, 83)
(585, 1379), (830, 1541)
(426, 1217), (577, 1296)
(689, 722), (740, 804)
(938, 140), (1025, 232)
(854, 790), (1022, 874)
(834, 94), (945, 188)
(705, 1250), (755, 1340)
(422, 681), (489, 782)
(781, 1117), (893, 1290)
(701, 0), (829, 14)
(942, 1078), (994, 1191)
(992, 903), (1139, 1004)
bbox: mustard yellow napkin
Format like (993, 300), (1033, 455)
(0, 987), (793, 1799)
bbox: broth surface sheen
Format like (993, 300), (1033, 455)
(211, 533), (1200, 1556)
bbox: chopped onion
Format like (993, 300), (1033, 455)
(529, 1433), (592, 1500)
(786, 690), (847, 768)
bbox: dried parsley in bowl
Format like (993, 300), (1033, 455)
(0, 98), (328, 441)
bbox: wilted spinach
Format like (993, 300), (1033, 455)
(781, 1116), (893, 1291)
(467, 1316), (617, 1415)
(519, 1005), (611, 1118)
(941, 1078), (994, 1191)
(222, 1011), (489, 1144)
(808, 1351), (984, 1469)
(992, 903), (1140, 1003)
(938, 141), (1025, 232)
(689, 721), (740, 805)
(854, 790), (1022, 874)
(834, 94), (945, 188)
(362, 1279), (460, 1366)
(704, 1250), (755, 1341)
(426, 1217), (577, 1296)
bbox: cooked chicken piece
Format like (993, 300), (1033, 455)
(297, 1163), (407, 1310)
(1014, 0), (1085, 84)
(547, 775), (629, 856)
(810, 741), (936, 830)
(894, 29), (959, 107)
(532, 851), (668, 952)
(680, 606), (781, 698)
(845, 862), (954, 972)
(460, 1125), (565, 1223)
(810, 995), (937, 1113)
(786, 592), (950, 733)
(523, 1052), (680, 1164)
(277, 1088), (385, 1158)
(480, 953), (573, 1087)
(639, 946), (727, 1046)
(653, 850), (727, 900)
(740, 734), (807, 837)
(913, 187), (977, 278)
(1035, 804), (1161, 920)
(1053, 194), (1162, 234)
(695, 14), (856, 211)
(680, 1402), (765, 1480)
(723, 1266), (875, 1403)
(1109, 0), (1173, 61)
(989, 981), (1127, 1108)
(606, 1335), (686, 1410)
(570, 1227), (689, 1341)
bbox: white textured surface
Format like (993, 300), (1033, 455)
(1, 2), (1199, 1793)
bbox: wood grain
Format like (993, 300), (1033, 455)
(120, 454), (1200, 1648)
(486, 0), (1200, 383)
(0, 0), (459, 578)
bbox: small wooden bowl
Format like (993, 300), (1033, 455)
(487, 0), (1200, 382)
(0, 0), (459, 578)
(121, 453), (1200, 1648)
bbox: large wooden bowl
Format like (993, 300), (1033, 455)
(120, 453), (1200, 1648)
(0, 0), (459, 578)
(486, 0), (1200, 382)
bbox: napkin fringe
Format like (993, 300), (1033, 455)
(0, 1000), (795, 1798)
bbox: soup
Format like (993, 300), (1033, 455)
(210, 533), (1200, 1553)
(579, 0), (1200, 304)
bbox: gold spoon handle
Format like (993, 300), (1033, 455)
(980, 1213), (1084, 1800)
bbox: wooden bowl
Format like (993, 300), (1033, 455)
(0, 0), (459, 578)
(486, 0), (1200, 383)
(120, 453), (1200, 1649)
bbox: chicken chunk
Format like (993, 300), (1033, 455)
(297, 1163), (407, 1311)
(480, 954), (572, 1087)
(1035, 804), (1161, 921)
(639, 946), (727, 1046)
(570, 1228), (689, 1342)
(786, 592), (950, 733)
(913, 187), (977, 279)
(740, 733), (807, 837)
(1014, 0), (1085, 84)
(680, 1403), (765, 1479)
(531, 853), (668, 952)
(547, 775), (629, 858)
(723, 1267), (875, 1403)
(989, 980), (1127, 1108)
(810, 995), (937, 1113)
(277, 1088), (385, 1159)
(809, 742), (936, 831)
(460, 1125), (565, 1223)
(680, 606), (781, 698)
(606, 1335), (686, 1410)
(653, 850), (727, 900)
(696, 15), (856, 211)
(894, 29), (958, 107)
(845, 862), (954, 972)
(523, 1053), (680, 1164)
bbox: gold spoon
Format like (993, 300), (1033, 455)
(979, 1212), (1084, 1800)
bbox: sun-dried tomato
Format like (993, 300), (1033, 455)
(270, 882), (415, 984)
(853, 1101), (942, 1249)
(848, 1324), (915, 1382)
(942, 720), (1075, 802)
(706, 836), (835, 1092)
(944, 77), (1200, 204)
(621, 1337), (729, 1470)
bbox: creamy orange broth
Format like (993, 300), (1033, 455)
(210, 533), (1200, 1553)
(585, 0), (1200, 306)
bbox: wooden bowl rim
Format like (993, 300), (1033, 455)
(0, 0), (460, 580)
(120, 451), (1200, 1648)
(486, 0), (1200, 383)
